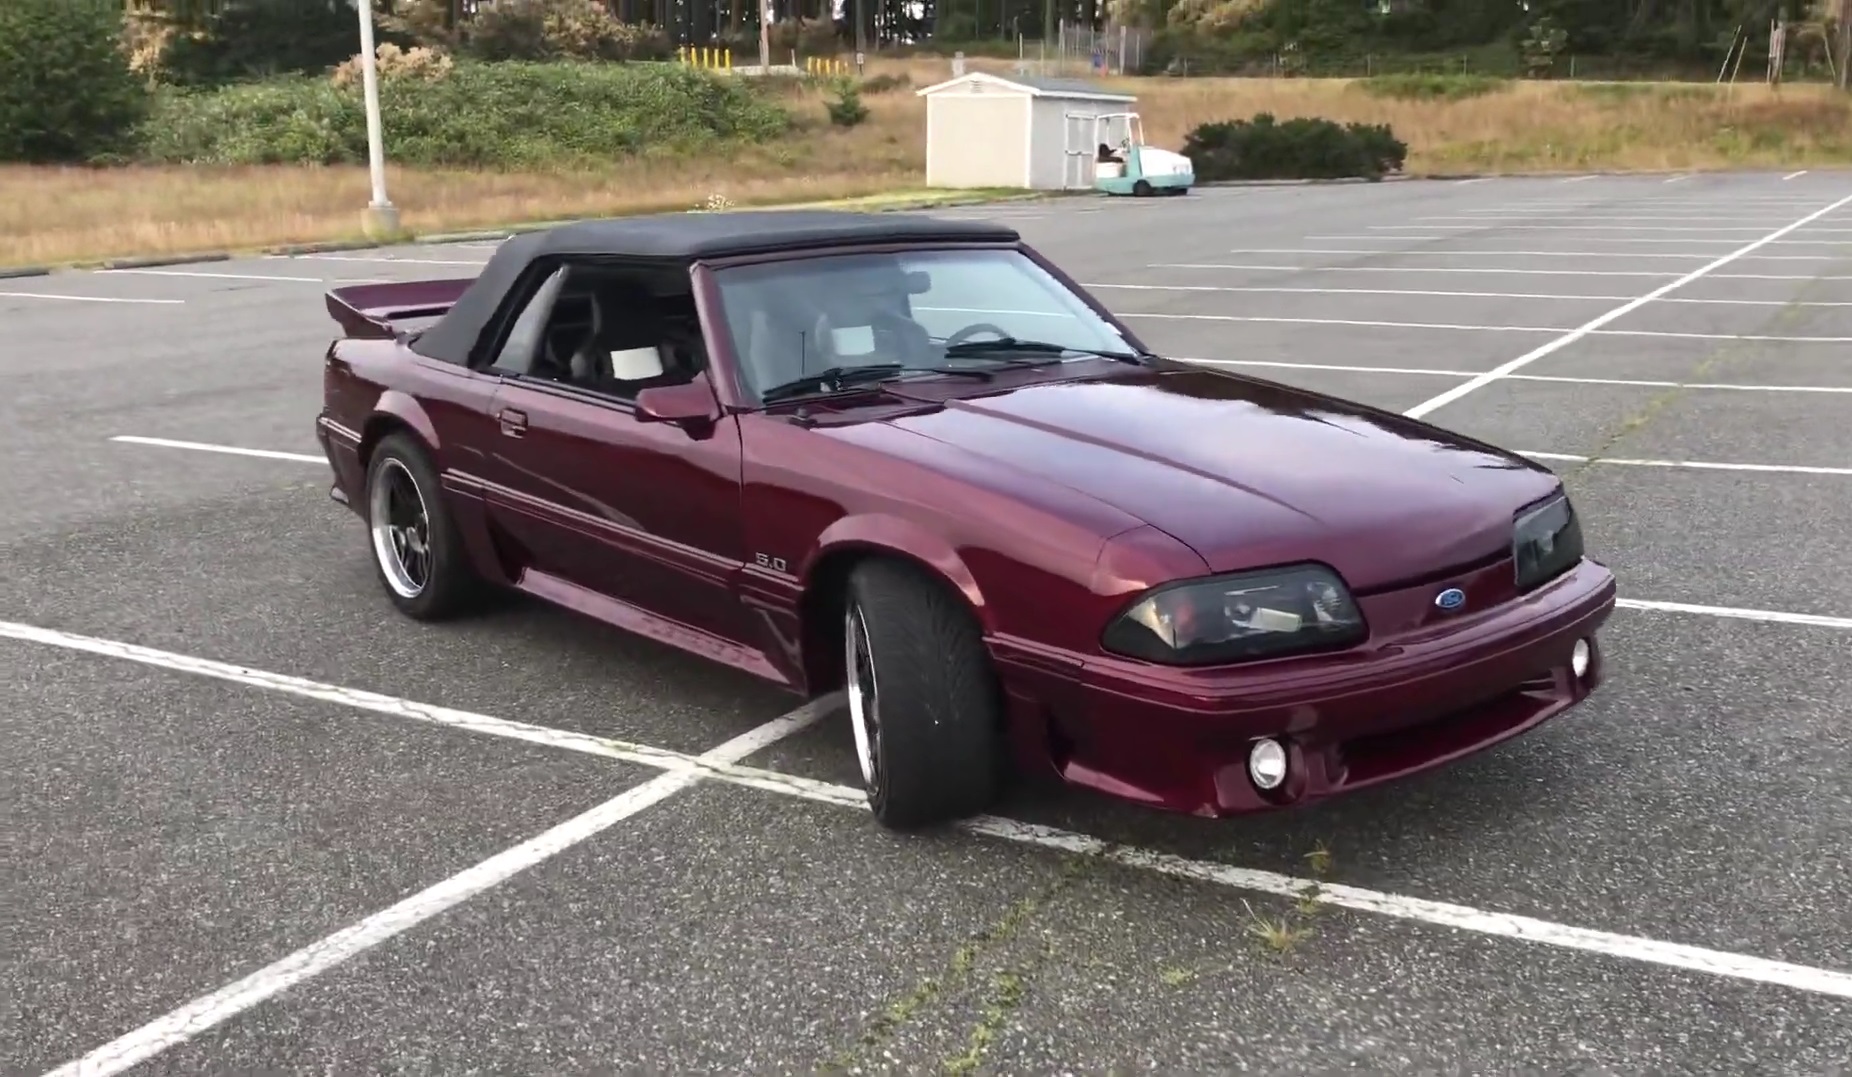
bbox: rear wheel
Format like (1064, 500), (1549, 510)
(843, 558), (1006, 829)
(364, 433), (485, 621)
(1133, 179), (1153, 197)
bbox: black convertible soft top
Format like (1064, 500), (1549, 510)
(410, 209), (1021, 365)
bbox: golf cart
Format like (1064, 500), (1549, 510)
(1090, 111), (1193, 196)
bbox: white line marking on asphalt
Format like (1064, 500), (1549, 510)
(110, 435), (325, 464)
(1229, 247), (1842, 262)
(1414, 215), (1838, 223)
(18, 635), (834, 1077)
(1311, 235), (1811, 246)
(1180, 357), (1852, 394)
(0, 291), (184, 305)
(1519, 450), (1852, 477)
(1786, 170), (1810, 180)
(8, 619), (1852, 1022)
(99, 268), (347, 283)
(1123, 312), (1852, 343)
(1613, 597), (1852, 629)
(280, 254), (489, 266)
(1373, 223), (1852, 233)
(1149, 262), (1852, 280)
(1401, 191), (1852, 420)
(1663, 175), (1692, 183)
(1560, 175), (1598, 182)
(1090, 282), (1852, 307)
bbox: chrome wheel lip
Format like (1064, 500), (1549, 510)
(845, 603), (881, 793)
(368, 457), (430, 600)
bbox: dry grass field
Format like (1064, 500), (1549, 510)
(6, 56), (1851, 268)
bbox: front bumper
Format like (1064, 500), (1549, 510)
(1010, 557), (1616, 817)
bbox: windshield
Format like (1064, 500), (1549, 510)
(710, 247), (1140, 402)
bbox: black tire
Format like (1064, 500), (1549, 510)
(363, 432), (486, 621)
(1133, 179), (1153, 197)
(843, 558), (1006, 829)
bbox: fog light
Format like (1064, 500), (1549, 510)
(1571, 637), (1592, 679)
(1248, 737), (1288, 791)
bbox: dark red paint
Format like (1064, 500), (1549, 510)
(317, 235), (1615, 819)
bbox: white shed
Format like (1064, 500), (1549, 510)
(914, 71), (1137, 191)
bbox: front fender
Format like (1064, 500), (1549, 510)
(805, 513), (994, 634)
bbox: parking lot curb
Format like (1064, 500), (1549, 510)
(100, 252), (233, 270)
(0, 265), (52, 280)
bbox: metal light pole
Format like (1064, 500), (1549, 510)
(356, 0), (400, 238)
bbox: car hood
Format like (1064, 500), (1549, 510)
(876, 367), (1562, 593)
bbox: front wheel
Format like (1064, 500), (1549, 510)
(364, 433), (486, 621)
(844, 559), (1007, 829)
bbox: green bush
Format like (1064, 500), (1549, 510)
(458, 0), (671, 63)
(1354, 73), (1509, 101)
(0, 0), (149, 163)
(825, 78), (868, 127)
(1182, 114), (1408, 182)
(137, 60), (792, 167)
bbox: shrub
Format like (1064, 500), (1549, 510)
(1354, 72), (1509, 101)
(460, 0), (670, 62)
(330, 44), (455, 88)
(860, 72), (911, 94)
(0, 0), (149, 163)
(138, 60), (792, 168)
(825, 77), (868, 126)
(1182, 113), (1407, 182)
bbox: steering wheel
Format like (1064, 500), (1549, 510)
(942, 322), (1013, 349)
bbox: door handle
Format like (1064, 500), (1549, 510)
(498, 408), (528, 437)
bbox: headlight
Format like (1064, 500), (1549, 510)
(1513, 491), (1584, 592)
(1100, 563), (1368, 666)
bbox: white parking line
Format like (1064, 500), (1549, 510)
(1615, 597), (1852, 629)
(1375, 224), (1852, 233)
(11, 620), (836, 1077)
(7, 616), (1852, 1067)
(277, 254), (489, 266)
(1663, 175), (1692, 184)
(1182, 357), (1852, 395)
(1089, 282), (1852, 307)
(1415, 216), (1840, 223)
(110, 435), (325, 464)
(1311, 235), (1852, 246)
(99, 268), (361, 283)
(1401, 191), (1852, 420)
(1230, 248), (1843, 262)
(1520, 451), (1852, 477)
(1124, 311), (1852, 344)
(1153, 262), (1682, 278)
(0, 291), (184, 305)
(1786, 170), (1810, 181)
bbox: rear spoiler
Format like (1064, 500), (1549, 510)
(326, 278), (475, 339)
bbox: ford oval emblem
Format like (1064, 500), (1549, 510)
(1434, 587), (1467, 612)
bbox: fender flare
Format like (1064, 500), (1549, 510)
(360, 389), (442, 464)
(804, 513), (995, 635)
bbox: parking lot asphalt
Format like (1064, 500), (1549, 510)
(5, 169), (1852, 1074)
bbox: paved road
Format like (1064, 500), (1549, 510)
(5, 170), (1852, 1074)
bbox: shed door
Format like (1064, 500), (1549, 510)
(1062, 110), (1096, 190)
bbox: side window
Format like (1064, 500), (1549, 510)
(555, 271), (708, 405)
(488, 266), (568, 376)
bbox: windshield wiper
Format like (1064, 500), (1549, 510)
(759, 363), (992, 403)
(940, 337), (1146, 364)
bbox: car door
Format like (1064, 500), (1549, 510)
(475, 263), (752, 648)
(484, 377), (750, 645)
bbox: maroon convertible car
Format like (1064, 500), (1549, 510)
(316, 210), (1616, 829)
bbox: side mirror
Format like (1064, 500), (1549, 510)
(634, 380), (719, 427)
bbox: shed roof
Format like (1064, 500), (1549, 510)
(914, 70), (1136, 103)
